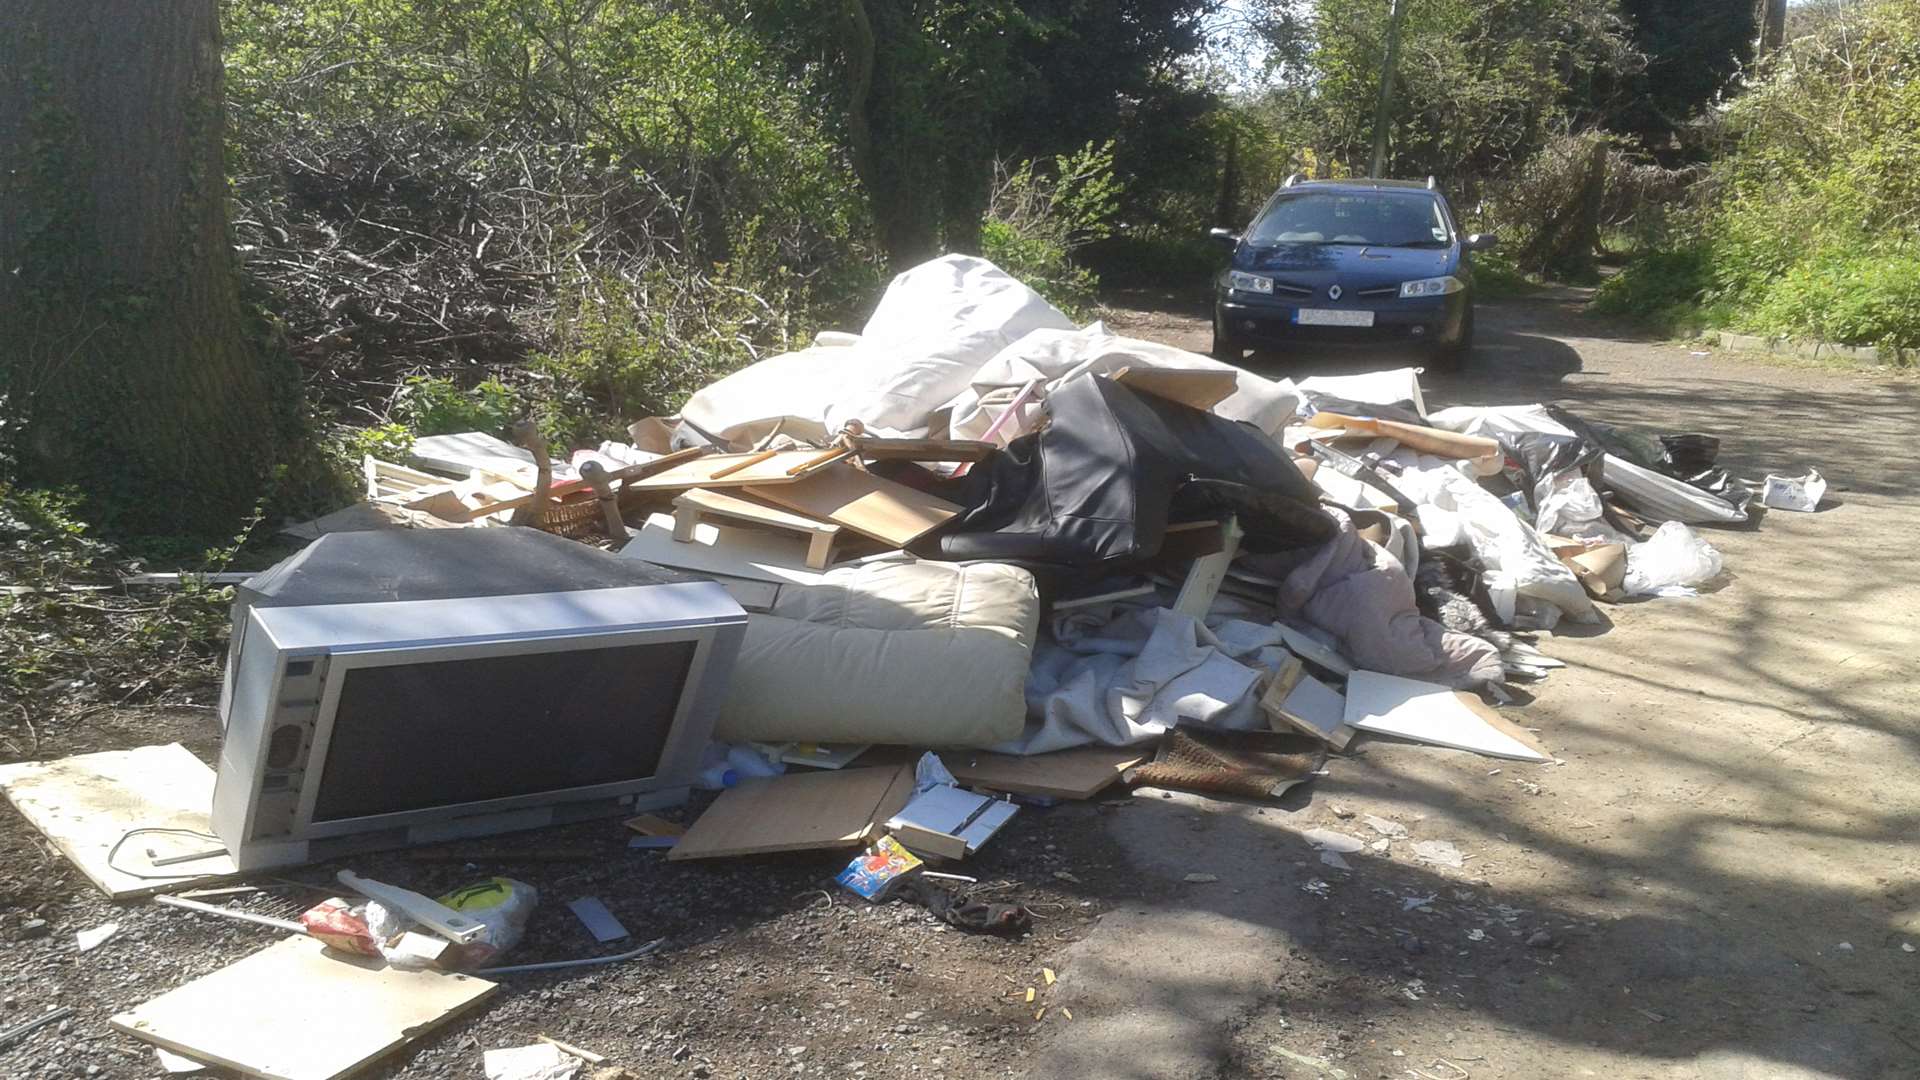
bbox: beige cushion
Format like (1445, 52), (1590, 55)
(714, 561), (1039, 748)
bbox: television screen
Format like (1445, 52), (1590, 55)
(311, 640), (698, 822)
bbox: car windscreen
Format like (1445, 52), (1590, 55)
(1246, 191), (1450, 248)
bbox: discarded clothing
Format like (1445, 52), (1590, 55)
(1010, 606), (1288, 754)
(1260, 505), (1506, 687)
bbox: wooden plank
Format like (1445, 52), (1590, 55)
(1172, 515), (1242, 617)
(619, 513), (828, 587)
(747, 464), (961, 548)
(672, 488), (844, 570)
(0, 744), (238, 899)
(623, 450), (831, 492)
(938, 746), (1147, 801)
(1260, 664), (1354, 750)
(1343, 671), (1550, 762)
(849, 436), (997, 464)
(111, 935), (497, 1080)
(669, 764), (916, 861)
(1112, 366), (1239, 411)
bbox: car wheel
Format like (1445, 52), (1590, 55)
(1432, 308), (1474, 373)
(1210, 313), (1245, 362)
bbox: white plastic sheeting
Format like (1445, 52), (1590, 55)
(1393, 457), (1600, 623)
(948, 323), (1302, 440)
(1297, 367), (1430, 417)
(1427, 404), (1747, 525)
(1622, 521), (1724, 598)
(679, 254), (1302, 447)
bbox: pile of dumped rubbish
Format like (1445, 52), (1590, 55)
(0, 256), (1827, 1079)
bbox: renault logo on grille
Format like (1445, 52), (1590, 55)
(1327, 284), (1343, 301)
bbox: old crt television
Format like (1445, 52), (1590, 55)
(211, 529), (746, 870)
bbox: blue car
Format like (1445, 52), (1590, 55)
(1208, 176), (1497, 370)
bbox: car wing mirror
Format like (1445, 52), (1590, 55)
(1464, 232), (1499, 251)
(1208, 227), (1240, 249)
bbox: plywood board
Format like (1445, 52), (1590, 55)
(0, 744), (238, 899)
(939, 746), (1147, 800)
(1113, 366), (1239, 411)
(1306, 413), (1499, 465)
(669, 764), (916, 861)
(1344, 670), (1550, 762)
(744, 463), (960, 545)
(1261, 668), (1353, 750)
(622, 450), (830, 492)
(112, 935), (497, 1080)
(618, 513), (828, 587)
(673, 488), (843, 569)
(746, 464), (961, 548)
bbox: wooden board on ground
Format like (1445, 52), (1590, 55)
(112, 935), (497, 1080)
(621, 450), (832, 492)
(1344, 670), (1551, 762)
(938, 746), (1147, 801)
(0, 743), (239, 899)
(669, 764), (917, 861)
(1112, 366), (1239, 411)
(746, 464), (962, 548)
(673, 488), (846, 569)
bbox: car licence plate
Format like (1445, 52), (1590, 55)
(1296, 308), (1374, 327)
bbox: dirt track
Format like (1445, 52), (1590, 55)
(1018, 289), (1920, 1079)
(3, 289), (1917, 1080)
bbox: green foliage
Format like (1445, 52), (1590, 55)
(1747, 252), (1920, 351)
(529, 265), (803, 449)
(1590, 246), (1715, 334)
(341, 423), (415, 462)
(1292, 0), (1634, 185)
(983, 141), (1120, 317)
(1469, 252), (1539, 299)
(394, 376), (523, 439)
(1601, 1), (1920, 351)
(0, 481), (246, 722)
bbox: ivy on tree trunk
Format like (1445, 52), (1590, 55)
(0, 0), (297, 538)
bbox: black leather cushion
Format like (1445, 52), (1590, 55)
(917, 375), (1327, 567)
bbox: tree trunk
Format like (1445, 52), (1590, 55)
(837, 0), (942, 270)
(1758, 0), (1787, 56)
(0, 0), (292, 537)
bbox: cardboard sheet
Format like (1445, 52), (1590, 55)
(938, 746), (1146, 800)
(670, 764), (917, 860)
(0, 743), (238, 899)
(112, 935), (497, 1080)
(1344, 671), (1551, 762)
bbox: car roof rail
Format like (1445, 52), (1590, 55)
(1426, 175), (1437, 190)
(1283, 173), (1303, 188)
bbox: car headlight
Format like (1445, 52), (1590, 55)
(1400, 275), (1465, 298)
(1229, 271), (1273, 295)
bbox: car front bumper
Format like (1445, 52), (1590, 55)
(1217, 293), (1467, 347)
